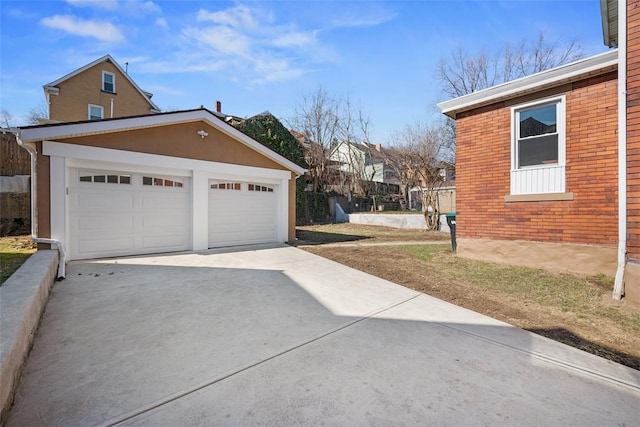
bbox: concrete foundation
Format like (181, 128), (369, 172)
(348, 213), (430, 230)
(457, 238), (617, 276)
(624, 262), (640, 306)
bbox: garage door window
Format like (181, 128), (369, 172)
(79, 173), (131, 184)
(248, 184), (274, 192)
(142, 176), (184, 188)
(211, 182), (241, 190)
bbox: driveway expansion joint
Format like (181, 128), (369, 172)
(101, 293), (423, 426)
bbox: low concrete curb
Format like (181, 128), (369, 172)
(348, 213), (452, 232)
(0, 250), (59, 425)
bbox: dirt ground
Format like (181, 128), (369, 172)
(295, 224), (640, 371)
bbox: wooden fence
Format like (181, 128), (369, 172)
(1, 133), (30, 176)
(1, 132), (31, 235)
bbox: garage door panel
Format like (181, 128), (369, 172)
(69, 170), (191, 259)
(141, 192), (187, 210)
(76, 237), (135, 255)
(74, 191), (135, 211)
(141, 214), (189, 230)
(142, 235), (188, 250)
(77, 215), (135, 232)
(208, 181), (277, 248)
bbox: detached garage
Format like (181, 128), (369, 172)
(17, 108), (305, 264)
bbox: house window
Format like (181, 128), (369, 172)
(88, 104), (103, 120)
(143, 176), (184, 187)
(79, 173), (131, 184)
(102, 71), (115, 93)
(511, 97), (565, 195)
(210, 182), (241, 190)
(248, 183), (274, 192)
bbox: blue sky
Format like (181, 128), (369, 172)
(1, 0), (609, 142)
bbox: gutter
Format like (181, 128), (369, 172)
(613, 0), (626, 300)
(12, 129), (66, 280)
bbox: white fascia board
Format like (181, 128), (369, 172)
(437, 49), (618, 118)
(22, 109), (306, 175)
(43, 141), (292, 181)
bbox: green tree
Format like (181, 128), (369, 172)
(233, 111), (306, 168)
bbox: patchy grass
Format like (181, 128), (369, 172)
(296, 223), (449, 245)
(401, 245), (640, 332)
(298, 224), (640, 370)
(0, 235), (36, 284)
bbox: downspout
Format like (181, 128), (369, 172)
(13, 130), (66, 279)
(613, 0), (627, 300)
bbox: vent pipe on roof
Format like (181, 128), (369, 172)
(216, 100), (222, 113)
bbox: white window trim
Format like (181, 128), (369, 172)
(510, 95), (566, 195)
(102, 71), (115, 93)
(88, 104), (104, 120)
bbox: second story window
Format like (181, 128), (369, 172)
(88, 104), (103, 120)
(102, 71), (115, 93)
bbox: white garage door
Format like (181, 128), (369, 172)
(68, 169), (191, 259)
(208, 180), (277, 247)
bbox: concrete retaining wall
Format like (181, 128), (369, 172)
(0, 250), (59, 425)
(347, 213), (451, 232)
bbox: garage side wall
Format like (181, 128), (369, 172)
(59, 122), (285, 171)
(455, 71), (618, 248)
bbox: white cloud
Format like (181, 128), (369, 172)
(65, 0), (119, 10)
(272, 30), (317, 48)
(132, 1), (161, 14)
(196, 5), (258, 29)
(182, 26), (251, 56)
(168, 3), (394, 85)
(66, 0), (161, 15)
(40, 15), (125, 43)
(155, 17), (168, 28)
(251, 57), (306, 84)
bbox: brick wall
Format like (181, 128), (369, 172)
(627, 0), (640, 262)
(455, 71), (618, 247)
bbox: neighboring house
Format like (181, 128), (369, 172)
(437, 0), (638, 302)
(329, 141), (400, 193)
(42, 54), (160, 123)
(16, 108), (305, 265)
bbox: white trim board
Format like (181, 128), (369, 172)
(437, 49), (618, 118)
(21, 109), (306, 175)
(43, 141), (293, 182)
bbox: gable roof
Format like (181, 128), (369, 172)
(18, 108), (306, 175)
(43, 54), (160, 113)
(437, 49), (618, 119)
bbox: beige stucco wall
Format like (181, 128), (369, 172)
(35, 121), (298, 242)
(457, 237), (617, 277)
(48, 60), (155, 122)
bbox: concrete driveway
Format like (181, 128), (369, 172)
(6, 244), (640, 426)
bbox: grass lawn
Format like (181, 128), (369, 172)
(297, 224), (640, 370)
(0, 236), (36, 284)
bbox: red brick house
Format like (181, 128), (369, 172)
(438, 0), (639, 303)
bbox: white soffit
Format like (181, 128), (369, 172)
(19, 109), (306, 175)
(437, 49), (618, 118)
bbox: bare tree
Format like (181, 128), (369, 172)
(0, 108), (14, 128)
(437, 32), (583, 98)
(386, 121), (452, 229)
(26, 104), (49, 124)
(334, 97), (379, 198)
(288, 86), (340, 192)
